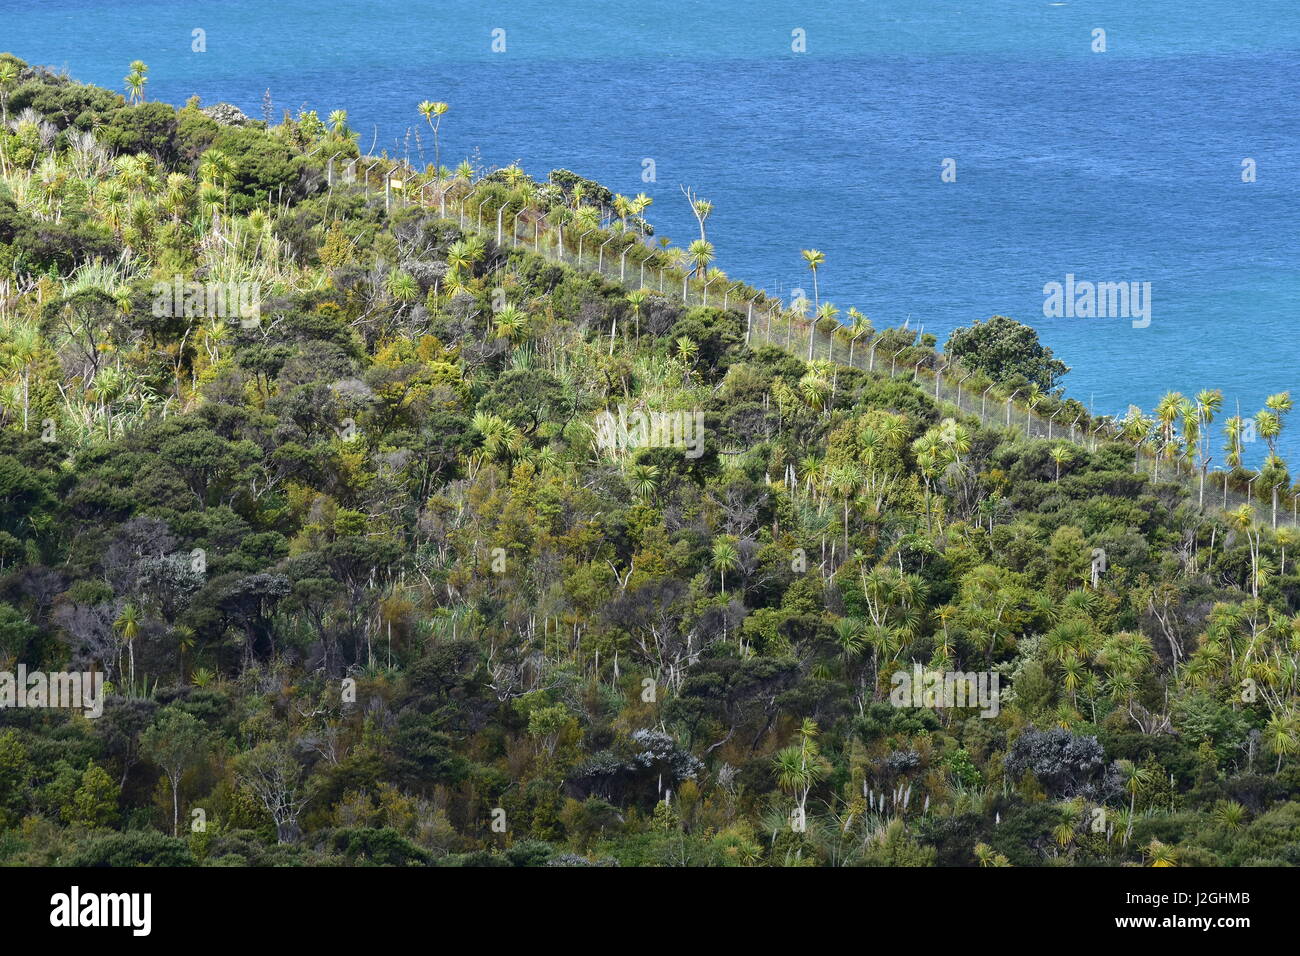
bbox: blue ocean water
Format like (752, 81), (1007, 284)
(4, 0), (1299, 461)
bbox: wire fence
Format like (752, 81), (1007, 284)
(343, 156), (1299, 534)
(738, 307), (1300, 531)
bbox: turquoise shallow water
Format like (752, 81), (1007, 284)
(4, 0), (1299, 461)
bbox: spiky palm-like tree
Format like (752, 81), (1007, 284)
(122, 60), (149, 104)
(113, 602), (143, 690)
(1277, 525), (1299, 577)
(1052, 819), (1076, 851)
(1256, 409), (1281, 465)
(846, 307), (871, 367)
(1121, 405), (1154, 473)
(444, 236), (484, 287)
(493, 304), (527, 346)
(974, 842), (1010, 867)
(630, 192), (653, 237)
(1224, 413), (1247, 469)
(1231, 503), (1260, 597)
(418, 100), (450, 187)
(801, 249), (825, 307)
(2, 321), (42, 432)
(827, 463), (862, 550)
(711, 536), (739, 594)
(1116, 759), (1151, 845)
(471, 411), (524, 467)
(386, 269), (419, 318)
(625, 289), (648, 343)
(627, 462), (659, 500)
(326, 108), (360, 149)
(910, 419), (968, 535)
(912, 431), (943, 535)
(1050, 443), (1073, 483)
(680, 185), (712, 242)
(0, 60), (17, 128)
(810, 301), (838, 360)
(1265, 390), (1293, 424)
(197, 148), (233, 216)
(161, 172), (192, 223)
(798, 370), (831, 413)
(773, 719), (829, 833)
(1211, 799), (1247, 831)
(1154, 391), (1185, 465)
(687, 238), (714, 280)
(832, 616), (866, 678)
(611, 193), (631, 230)
(1144, 839), (1178, 867)
(1192, 388), (1223, 505)
(1258, 391), (1291, 466)
(674, 337), (699, 384)
(1264, 709), (1298, 773)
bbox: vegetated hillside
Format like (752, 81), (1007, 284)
(0, 54), (1296, 868)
